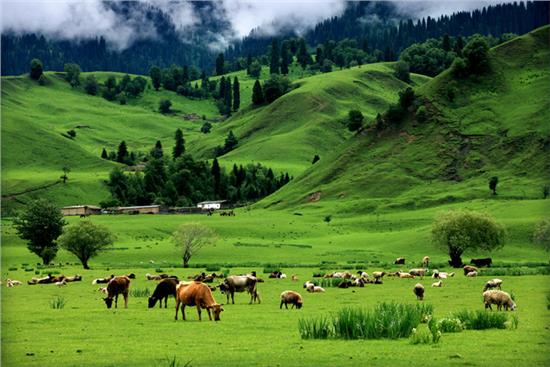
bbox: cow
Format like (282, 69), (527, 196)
(394, 257), (406, 265)
(103, 276), (131, 309)
(28, 274), (55, 285)
(219, 275), (259, 304)
(470, 258), (493, 267)
(64, 275), (82, 282)
(175, 282), (224, 321)
(148, 278), (179, 309)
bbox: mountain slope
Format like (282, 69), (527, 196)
(261, 26), (550, 214)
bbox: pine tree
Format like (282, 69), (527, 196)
(280, 42), (290, 75)
(269, 39), (280, 74)
(232, 77), (240, 111)
(442, 34), (451, 52)
(316, 47), (324, 65)
(151, 140), (163, 159)
(224, 77), (232, 114)
(173, 128), (185, 160)
(454, 36), (464, 56)
(252, 80), (265, 105)
(149, 66), (162, 90)
(246, 54), (252, 75)
(101, 148), (108, 159)
(297, 38), (311, 69)
(224, 131), (238, 152)
(116, 141), (128, 163)
(219, 76), (226, 99)
(211, 158), (221, 198)
(215, 53), (225, 75)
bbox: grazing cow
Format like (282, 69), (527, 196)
(103, 276), (131, 309)
(470, 258), (493, 267)
(394, 257), (406, 265)
(148, 278), (179, 309)
(175, 282), (224, 321)
(463, 265), (478, 276)
(219, 275), (259, 304)
(280, 291), (303, 309)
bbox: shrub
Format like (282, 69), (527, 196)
(50, 296), (66, 309)
(206, 265), (221, 272)
(67, 130), (76, 138)
(38, 74), (47, 86)
(454, 310), (508, 330)
(8, 267), (18, 271)
(533, 219), (550, 252)
(416, 106), (428, 123)
(437, 317), (463, 332)
(201, 122), (212, 134)
(30, 58), (43, 80)
(347, 110), (364, 132)
(159, 99), (172, 113)
(131, 288), (151, 298)
(394, 61), (410, 83)
(409, 326), (433, 344)
(450, 57), (468, 78)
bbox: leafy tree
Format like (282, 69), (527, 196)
(173, 222), (217, 268)
(321, 59), (333, 73)
(151, 140), (163, 159)
(347, 110), (364, 132)
(106, 167), (129, 204)
(60, 166), (70, 183)
(280, 41), (290, 75)
(248, 60), (262, 78)
(215, 53), (225, 75)
(233, 77), (240, 111)
(14, 199), (66, 264)
(159, 99), (172, 113)
(149, 66), (162, 90)
(201, 122), (212, 134)
(63, 63), (81, 87)
(312, 155), (320, 164)
(263, 74), (291, 104)
(102, 76), (117, 101)
(394, 61), (410, 83)
(489, 176), (498, 195)
(442, 34), (451, 52)
(118, 93), (127, 105)
(462, 35), (490, 74)
(101, 148), (108, 159)
(432, 210), (505, 268)
(533, 219), (550, 252)
(252, 79), (265, 105)
(450, 57), (468, 78)
(173, 128), (185, 160)
(269, 39), (280, 74)
(117, 141), (129, 163)
(30, 58), (43, 80)
(84, 75), (98, 95)
(58, 221), (114, 269)
(224, 130), (238, 152)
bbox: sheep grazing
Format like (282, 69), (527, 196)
(372, 271), (385, 280)
(483, 279), (503, 292)
(463, 265), (478, 276)
(422, 256), (430, 268)
(280, 291), (303, 309)
(431, 281), (443, 287)
(466, 271), (478, 277)
(291, 275), (299, 282)
(357, 271), (369, 279)
(409, 268), (427, 279)
(413, 283), (425, 300)
(483, 290), (516, 311)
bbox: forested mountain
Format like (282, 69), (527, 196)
(2, 1), (549, 76)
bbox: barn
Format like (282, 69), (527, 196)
(117, 205), (160, 214)
(61, 205), (101, 216)
(196, 200), (227, 210)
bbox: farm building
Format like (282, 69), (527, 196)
(117, 205), (160, 214)
(197, 200), (227, 210)
(61, 205), (101, 216)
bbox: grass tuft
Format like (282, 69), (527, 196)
(454, 310), (509, 330)
(50, 296), (66, 309)
(437, 317), (464, 332)
(131, 288), (151, 298)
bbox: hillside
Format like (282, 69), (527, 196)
(1, 62), (428, 212)
(262, 26), (550, 214)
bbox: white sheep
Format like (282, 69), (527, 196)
(55, 279), (67, 287)
(303, 281), (315, 289)
(466, 271), (478, 277)
(413, 283), (425, 300)
(483, 278), (503, 292)
(307, 285), (325, 293)
(483, 290), (516, 311)
(431, 281), (443, 287)
(6, 279), (22, 287)
(399, 272), (415, 279)
(280, 273), (287, 279)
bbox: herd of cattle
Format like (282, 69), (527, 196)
(4, 255), (516, 320)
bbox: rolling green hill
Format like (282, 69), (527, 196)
(262, 26), (550, 214)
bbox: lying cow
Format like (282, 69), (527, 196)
(219, 275), (259, 304)
(175, 282), (224, 321)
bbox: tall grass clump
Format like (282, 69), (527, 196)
(437, 317), (464, 332)
(298, 302), (433, 340)
(131, 288), (151, 298)
(160, 355), (192, 367)
(454, 310), (508, 330)
(50, 296), (66, 309)
(546, 294), (550, 310)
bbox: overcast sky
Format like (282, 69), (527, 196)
(1, 1), (509, 50)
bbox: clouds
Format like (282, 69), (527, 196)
(1, 1), (512, 51)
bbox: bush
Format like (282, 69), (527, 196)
(437, 317), (464, 332)
(67, 130), (76, 138)
(205, 265), (221, 272)
(450, 57), (468, 78)
(394, 61), (410, 83)
(454, 310), (508, 330)
(462, 35), (490, 74)
(347, 110), (364, 132)
(159, 99), (172, 113)
(409, 326), (434, 344)
(298, 302), (434, 340)
(263, 74), (291, 104)
(416, 106), (428, 123)
(38, 74), (47, 86)
(84, 75), (98, 95)
(30, 58), (43, 80)
(201, 122), (212, 134)
(533, 219), (550, 252)
(50, 296), (66, 309)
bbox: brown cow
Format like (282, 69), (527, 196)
(175, 282), (224, 321)
(103, 276), (131, 309)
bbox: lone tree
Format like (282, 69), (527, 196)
(58, 221), (115, 269)
(489, 176), (499, 195)
(173, 223), (217, 268)
(462, 35), (490, 74)
(64, 63), (81, 87)
(533, 219), (550, 252)
(30, 58), (43, 80)
(347, 110), (364, 132)
(394, 61), (410, 83)
(60, 166), (71, 184)
(14, 199), (66, 264)
(159, 99), (172, 113)
(252, 79), (265, 105)
(432, 210), (505, 268)
(173, 128), (185, 159)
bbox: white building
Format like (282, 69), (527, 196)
(197, 200), (227, 210)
